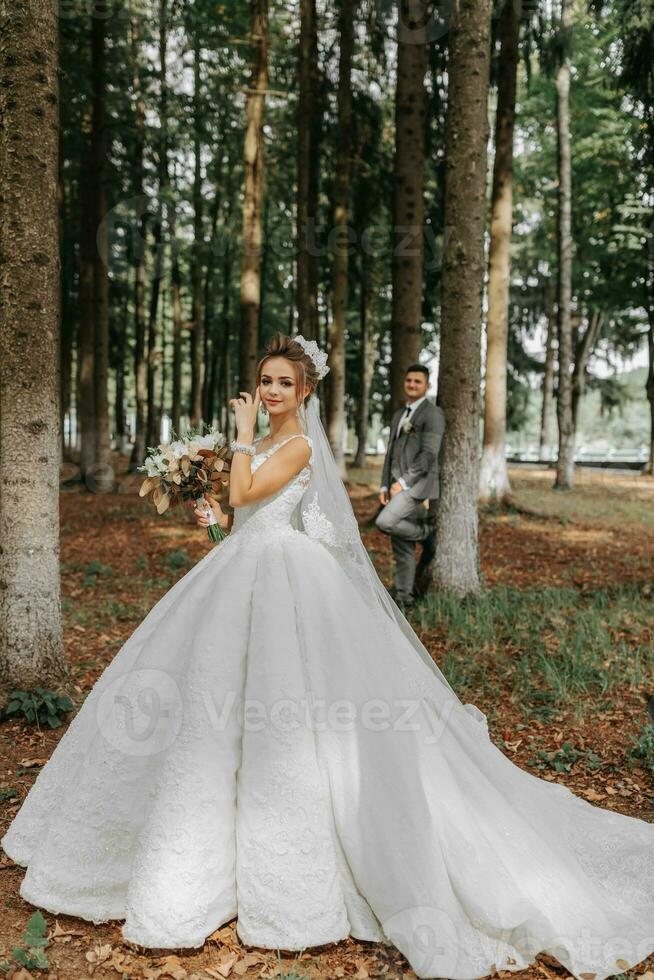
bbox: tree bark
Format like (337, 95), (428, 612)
(327, 0), (356, 474)
(114, 290), (129, 453)
(146, 218), (163, 448)
(90, 7), (113, 492)
(59, 125), (74, 461)
(554, 0), (575, 490)
(0, 0), (69, 696)
(571, 310), (602, 431)
(353, 252), (378, 468)
(646, 314), (654, 475)
(296, 0), (320, 341)
(170, 197), (183, 436)
(145, 0), (168, 449)
(539, 280), (557, 460)
(78, 100), (96, 476)
(190, 37), (205, 429)
(203, 174), (223, 423)
(129, 0), (148, 471)
(390, 0), (428, 414)
(432, 0), (492, 596)
(239, 0), (268, 393)
(479, 0), (521, 504)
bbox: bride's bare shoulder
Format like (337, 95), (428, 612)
(278, 434), (312, 465)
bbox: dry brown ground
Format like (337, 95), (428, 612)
(1, 459), (653, 980)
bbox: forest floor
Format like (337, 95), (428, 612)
(1, 458), (653, 980)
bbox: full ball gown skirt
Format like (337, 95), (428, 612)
(3, 433), (654, 980)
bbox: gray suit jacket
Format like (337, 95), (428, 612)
(380, 398), (445, 500)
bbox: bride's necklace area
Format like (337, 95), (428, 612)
(256, 431), (303, 454)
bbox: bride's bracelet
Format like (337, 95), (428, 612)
(230, 439), (256, 456)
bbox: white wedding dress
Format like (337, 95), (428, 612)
(3, 431), (654, 980)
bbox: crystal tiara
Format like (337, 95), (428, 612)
(293, 335), (330, 379)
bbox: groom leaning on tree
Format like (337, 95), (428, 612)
(375, 365), (445, 610)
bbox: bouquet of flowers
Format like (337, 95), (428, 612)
(138, 427), (231, 543)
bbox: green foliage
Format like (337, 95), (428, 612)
(74, 559), (115, 588)
(2, 688), (75, 729)
(162, 548), (192, 571)
(0, 910), (50, 974)
(416, 583), (654, 722)
(627, 724), (654, 777)
(273, 949), (310, 980)
(526, 740), (604, 773)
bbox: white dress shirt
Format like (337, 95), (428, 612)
(381, 395), (428, 493)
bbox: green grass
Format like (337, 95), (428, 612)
(414, 583), (654, 723)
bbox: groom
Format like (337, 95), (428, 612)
(375, 365), (445, 609)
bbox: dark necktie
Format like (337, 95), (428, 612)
(395, 405), (411, 440)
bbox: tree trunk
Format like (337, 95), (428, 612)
(145, 1), (168, 449)
(239, 0), (268, 393)
(146, 218), (163, 448)
(432, 0), (492, 596)
(170, 200), (183, 436)
(78, 100), (96, 476)
(114, 290), (129, 453)
(90, 8), (113, 492)
(646, 314), (654, 475)
(479, 0), (521, 504)
(327, 0), (356, 474)
(296, 0), (320, 341)
(390, 0), (428, 414)
(539, 280), (557, 461)
(0, 0), (69, 697)
(190, 37), (205, 429)
(554, 0), (575, 490)
(59, 124), (74, 461)
(203, 176), (223, 423)
(129, 0), (148, 472)
(353, 253), (378, 468)
(571, 310), (602, 431)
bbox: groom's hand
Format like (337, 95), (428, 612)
(379, 489), (389, 506)
(390, 481), (403, 497)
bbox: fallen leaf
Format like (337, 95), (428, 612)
(206, 954), (239, 978)
(85, 943), (114, 973)
(580, 788), (605, 802)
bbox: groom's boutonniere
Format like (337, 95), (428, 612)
(401, 419), (416, 436)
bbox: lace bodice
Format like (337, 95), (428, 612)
(231, 434), (314, 539)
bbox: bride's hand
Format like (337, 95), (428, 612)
(190, 494), (228, 529)
(229, 387), (260, 438)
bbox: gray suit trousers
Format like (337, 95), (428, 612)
(375, 490), (432, 601)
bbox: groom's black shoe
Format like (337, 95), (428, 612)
(414, 528), (436, 598)
(391, 587), (414, 612)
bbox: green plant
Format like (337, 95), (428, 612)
(0, 910), (50, 973)
(627, 724), (654, 777)
(526, 740), (604, 774)
(81, 559), (114, 587)
(273, 949), (310, 980)
(2, 688), (74, 729)
(163, 548), (191, 571)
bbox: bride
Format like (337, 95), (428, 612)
(3, 332), (654, 980)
